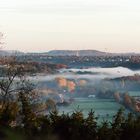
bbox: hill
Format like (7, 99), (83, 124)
(47, 50), (110, 56)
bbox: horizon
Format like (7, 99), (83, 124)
(2, 49), (140, 54)
(1, 0), (140, 53)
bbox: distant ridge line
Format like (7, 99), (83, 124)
(46, 50), (139, 56)
(0, 50), (139, 56)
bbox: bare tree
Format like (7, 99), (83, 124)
(0, 60), (25, 107)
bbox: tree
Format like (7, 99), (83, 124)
(0, 60), (25, 126)
(19, 90), (38, 135)
(0, 62), (23, 107)
(0, 58), (42, 130)
(111, 108), (125, 140)
(84, 110), (98, 140)
(98, 121), (111, 140)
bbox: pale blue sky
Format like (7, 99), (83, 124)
(0, 0), (140, 52)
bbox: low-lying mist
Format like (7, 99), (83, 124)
(28, 67), (140, 101)
(29, 67), (140, 82)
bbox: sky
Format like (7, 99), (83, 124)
(0, 0), (140, 53)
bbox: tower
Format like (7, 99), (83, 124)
(76, 51), (79, 57)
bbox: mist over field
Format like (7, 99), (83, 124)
(29, 67), (140, 82)
(1, 0), (140, 139)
